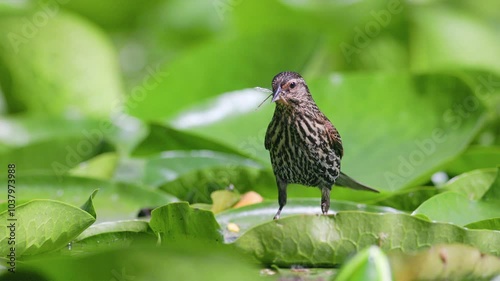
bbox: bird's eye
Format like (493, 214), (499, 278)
(289, 82), (296, 89)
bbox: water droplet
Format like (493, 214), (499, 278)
(67, 242), (72, 250)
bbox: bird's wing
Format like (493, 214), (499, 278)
(325, 121), (343, 159)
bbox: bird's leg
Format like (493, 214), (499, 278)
(320, 186), (331, 215)
(274, 178), (287, 220)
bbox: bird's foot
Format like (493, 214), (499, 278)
(273, 210), (282, 220)
(321, 202), (330, 215)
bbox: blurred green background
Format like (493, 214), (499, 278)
(0, 0), (498, 196)
(0, 0), (500, 279)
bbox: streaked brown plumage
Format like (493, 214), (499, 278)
(265, 71), (379, 219)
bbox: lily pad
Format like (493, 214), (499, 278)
(0, 192), (97, 257)
(413, 168), (500, 226)
(234, 212), (500, 267)
(443, 146), (500, 176)
(15, 243), (259, 281)
(159, 165), (273, 204)
(150, 202), (222, 244)
(131, 123), (243, 156)
(465, 218), (500, 231)
(61, 220), (157, 256)
(114, 150), (262, 188)
(216, 199), (402, 242)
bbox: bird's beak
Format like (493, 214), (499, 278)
(271, 85), (282, 103)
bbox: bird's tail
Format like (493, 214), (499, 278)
(336, 172), (379, 193)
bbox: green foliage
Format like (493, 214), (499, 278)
(0, 11), (122, 117)
(216, 199), (402, 242)
(0, 175), (178, 221)
(0, 0), (499, 280)
(335, 246), (392, 281)
(25, 243), (259, 281)
(61, 220), (158, 256)
(414, 168), (500, 226)
(235, 212), (500, 267)
(0, 192), (96, 257)
(150, 202), (223, 244)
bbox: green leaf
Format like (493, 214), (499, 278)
(80, 189), (98, 219)
(234, 212), (500, 267)
(0, 115), (147, 175)
(465, 218), (500, 231)
(0, 137), (106, 175)
(374, 186), (438, 212)
(389, 244), (500, 280)
(115, 150), (262, 188)
(413, 192), (500, 226)
(0, 116), (102, 148)
(63, 0), (161, 29)
(216, 199), (402, 242)
(61, 220), (157, 256)
(15, 243), (258, 281)
(230, 0), (406, 71)
(443, 168), (498, 200)
(160, 165), (273, 204)
(210, 190), (240, 214)
(69, 152), (119, 180)
(411, 5), (500, 75)
(0, 175), (178, 221)
(0, 196), (96, 257)
(335, 246), (392, 281)
(131, 123), (243, 157)
(413, 168), (500, 226)
(0, 114), (147, 152)
(443, 146), (500, 176)
(0, 10), (123, 117)
(150, 202), (222, 244)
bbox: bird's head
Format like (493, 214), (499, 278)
(271, 71), (312, 107)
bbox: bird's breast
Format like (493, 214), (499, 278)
(266, 111), (340, 187)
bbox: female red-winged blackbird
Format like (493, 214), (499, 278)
(265, 71), (379, 219)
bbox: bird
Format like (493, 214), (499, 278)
(264, 71), (379, 220)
